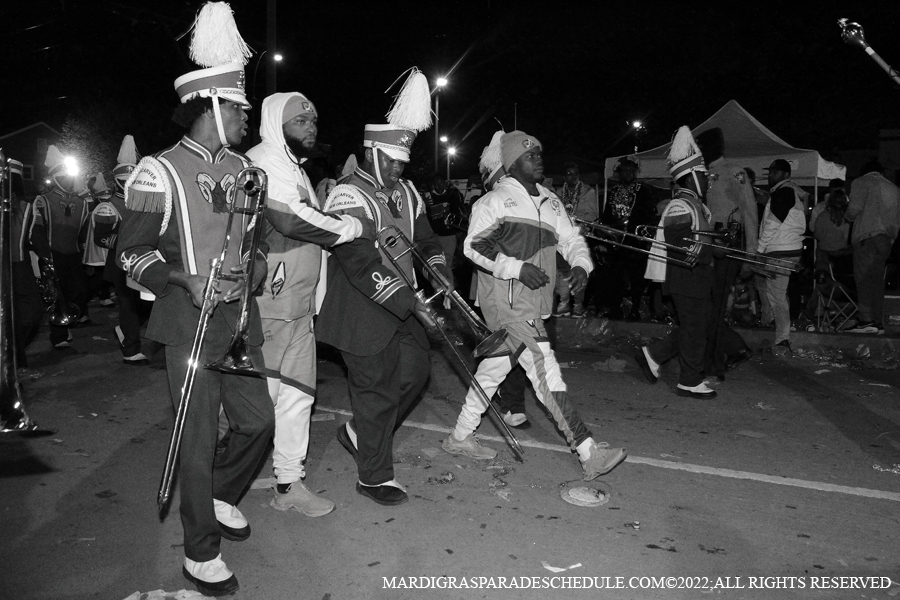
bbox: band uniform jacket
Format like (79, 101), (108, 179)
(115, 136), (268, 347)
(317, 167), (446, 356)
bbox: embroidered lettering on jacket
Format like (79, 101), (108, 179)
(271, 261), (285, 298)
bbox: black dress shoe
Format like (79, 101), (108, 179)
(336, 424), (359, 464)
(217, 520), (250, 542)
(725, 349), (753, 372)
(635, 348), (658, 384)
(356, 482), (408, 506)
(182, 567), (240, 597)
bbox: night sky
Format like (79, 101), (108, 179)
(2, 1), (900, 182)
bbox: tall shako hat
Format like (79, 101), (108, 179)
(173, 2), (252, 147)
(113, 135), (140, 192)
(363, 67), (432, 185)
(8, 158), (24, 177)
(45, 144), (67, 178)
(479, 129), (505, 191)
(667, 125), (707, 182)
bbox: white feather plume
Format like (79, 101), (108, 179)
(479, 130), (505, 174)
(667, 125), (701, 166)
(385, 68), (433, 132)
(189, 2), (252, 68)
(44, 145), (65, 169)
(117, 135), (139, 166)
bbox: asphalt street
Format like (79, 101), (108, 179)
(2, 303), (899, 600)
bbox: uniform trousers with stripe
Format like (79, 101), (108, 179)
(262, 314), (317, 485)
(647, 292), (710, 388)
(340, 322), (430, 486)
(164, 313), (274, 562)
(454, 319), (591, 449)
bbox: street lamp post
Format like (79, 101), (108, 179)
(433, 77), (447, 173)
(447, 147), (456, 181)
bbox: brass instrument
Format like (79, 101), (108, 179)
(376, 225), (523, 456)
(157, 167), (268, 514)
(1, 149), (52, 435)
(37, 256), (80, 327)
(574, 218), (699, 269)
(634, 224), (799, 277)
(838, 19), (900, 86)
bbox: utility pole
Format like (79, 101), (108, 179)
(266, 0), (276, 97)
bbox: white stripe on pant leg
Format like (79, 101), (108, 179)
(454, 355), (513, 438)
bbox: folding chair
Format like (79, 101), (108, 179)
(814, 256), (858, 332)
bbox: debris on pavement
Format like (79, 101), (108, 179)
(753, 402), (775, 410)
(625, 521), (641, 530)
(560, 486), (608, 507)
(420, 447), (440, 458)
(425, 471), (455, 484)
(541, 561), (583, 573)
(873, 464), (900, 475)
(814, 369), (830, 375)
(591, 356), (629, 372)
(122, 590), (207, 600)
(736, 430), (766, 439)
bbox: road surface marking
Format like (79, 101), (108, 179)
(319, 406), (900, 503)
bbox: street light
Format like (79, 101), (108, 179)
(433, 76), (448, 173)
(447, 146), (456, 180)
(252, 50), (283, 101)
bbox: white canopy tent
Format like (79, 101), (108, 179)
(603, 100), (846, 205)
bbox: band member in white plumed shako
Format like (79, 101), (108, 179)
(92, 135), (153, 364)
(246, 91), (364, 517)
(115, 3), (274, 596)
(444, 130), (627, 481)
(31, 144), (90, 349)
(637, 126), (717, 399)
(318, 68), (450, 507)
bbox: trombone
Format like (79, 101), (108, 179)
(376, 225), (524, 456)
(634, 224), (800, 277)
(157, 167), (268, 514)
(573, 218), (699, 268)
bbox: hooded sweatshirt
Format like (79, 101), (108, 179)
(246, 92), (362, 320)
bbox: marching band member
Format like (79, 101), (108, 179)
(31, 145), (90, 349)
(443, 130), (627, 481)
(638, 126), (717, 399)
(319, 68), (448, 507)
(246, 91), (363, 517)
(115, 3), (274, 595)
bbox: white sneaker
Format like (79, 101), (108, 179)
(676, 382), (717, 399)
(270, 481), (335, 517)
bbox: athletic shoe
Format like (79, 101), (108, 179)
(270, 481), (335, 517)
(675, 382), (718, 399)
(122, 352), (149, 366)
(552, 303), (571, 318)
(99, 298), (115, 307)
(441, 433), (497, 460)
(581, 441), (627, 481)
(846, 321), (879, 334)
(572, 305), (586, 318)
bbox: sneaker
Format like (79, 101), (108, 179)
(99, 298), (115, 307)
(441, 433), (497, 460)
(270, 481), (335, 517)
(581, 441), (627, 481)
(552, 303), (571, 318)
(183, 554), (239, 597)
(772, 339), (792, 357)
(53, 331), (74, 350)
(846, 321), (879, 334)
(502, 411), (529, 428)
(572, 305), (586, 318)
(122, 352), (149, 366)
(676, 382), (718, 399)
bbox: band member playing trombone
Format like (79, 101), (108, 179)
(638, 126), (717, 399)
(116, 4), (274, 595)
(445, 130), (627, 481)
(318, 69), (447, 507)
(246, 91), (363, 517)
